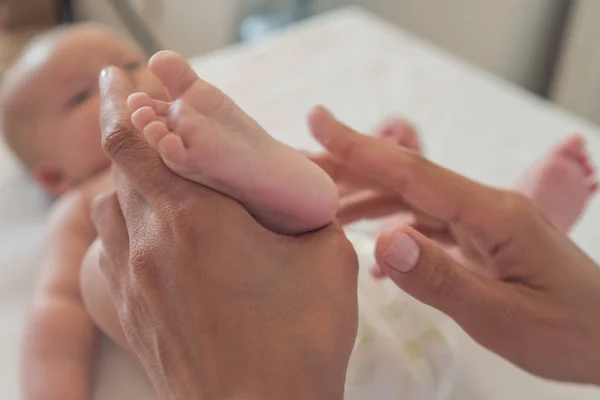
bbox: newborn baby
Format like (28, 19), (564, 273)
(1, 24), (339, 399)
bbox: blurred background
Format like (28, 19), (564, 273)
(0, 0), (599, 125)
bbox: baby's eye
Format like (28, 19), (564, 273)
(68, 89), (91, 108)
(124, 61), (141, 71)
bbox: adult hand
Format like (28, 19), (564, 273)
(92, 68), (359, 400)
(308, 106), (600, 385)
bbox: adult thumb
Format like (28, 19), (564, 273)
(375, 226), (495, 324)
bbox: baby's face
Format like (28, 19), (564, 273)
(10, 26), (167, 195)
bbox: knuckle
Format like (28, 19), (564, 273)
(166, 198), (198, 228)
(102, 118), (137, 158)
(427, 261), (459, 299)
(485, 298), (528, 348)
(129, 248), (159, 284)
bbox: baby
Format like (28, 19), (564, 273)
(0, 23), (338, 400)
(1, 22), (596, 400)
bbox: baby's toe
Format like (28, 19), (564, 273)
(129, 92), (171, 116)
(128, 92), (153, 112)
(558, 135), (586, 159)
(149, 51), (199, 99)
(131, 106), (160, 131)
(581, 157), (595, 176)
(144, 120), (170, 148)
(157, 134), (188, 169)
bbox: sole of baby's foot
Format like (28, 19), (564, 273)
(129, 51), (338, 235)
(375, 118), (422, 153)
(516, 135), (597, 232)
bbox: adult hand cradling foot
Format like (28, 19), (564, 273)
(93, 64), (600, 400)
(308, 106), (600, 386)
(92, 66), (358, 400)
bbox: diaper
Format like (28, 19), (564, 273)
(345, 227), (459, 400)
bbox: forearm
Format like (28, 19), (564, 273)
(22, 294), (99, 400)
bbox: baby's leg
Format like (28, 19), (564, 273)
(80, 240), (131, 353)
(516, 135), (597, 231)
(128, 51), (338, 235)
(376, 128), (596, 233)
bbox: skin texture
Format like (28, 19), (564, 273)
(90, 66), (359, 400)
(308, 106), (600, 386)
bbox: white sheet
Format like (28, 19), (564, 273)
(2, 7), (600, 399)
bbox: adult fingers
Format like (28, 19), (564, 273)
(374, 225), (503, 331)
(337, 191), (410, 225)
(338, 191), (445, 228)
(92, 190), (130, 292)
(99, 66), (176, 203)
(309, 106), (508, 249)
(308, 152), (385, 193)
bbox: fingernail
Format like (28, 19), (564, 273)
(382, 232), (420, 274)
(100, 67), (110, 78)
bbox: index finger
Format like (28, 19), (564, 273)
(308, 106), (501, 229)
(99, 66), (175, 201)
(308, 152), (388, 194)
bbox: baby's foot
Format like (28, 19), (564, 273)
(516, 135), (597, 232)
(128, 51), (338, 235)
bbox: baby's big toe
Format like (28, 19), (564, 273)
(149, 50), (228, 116)
(149, 51), (199, 99)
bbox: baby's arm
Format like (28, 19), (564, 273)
(22, 192), (98, 400)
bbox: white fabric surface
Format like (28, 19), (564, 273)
(2, 6), (600, 399)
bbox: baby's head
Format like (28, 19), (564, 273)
(0, 23), (166, 196)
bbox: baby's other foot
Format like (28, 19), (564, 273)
(128, 51), (338, 235)
(516, 135), (597, 232)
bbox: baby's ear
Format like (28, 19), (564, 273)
(32, 165), (72, 197)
